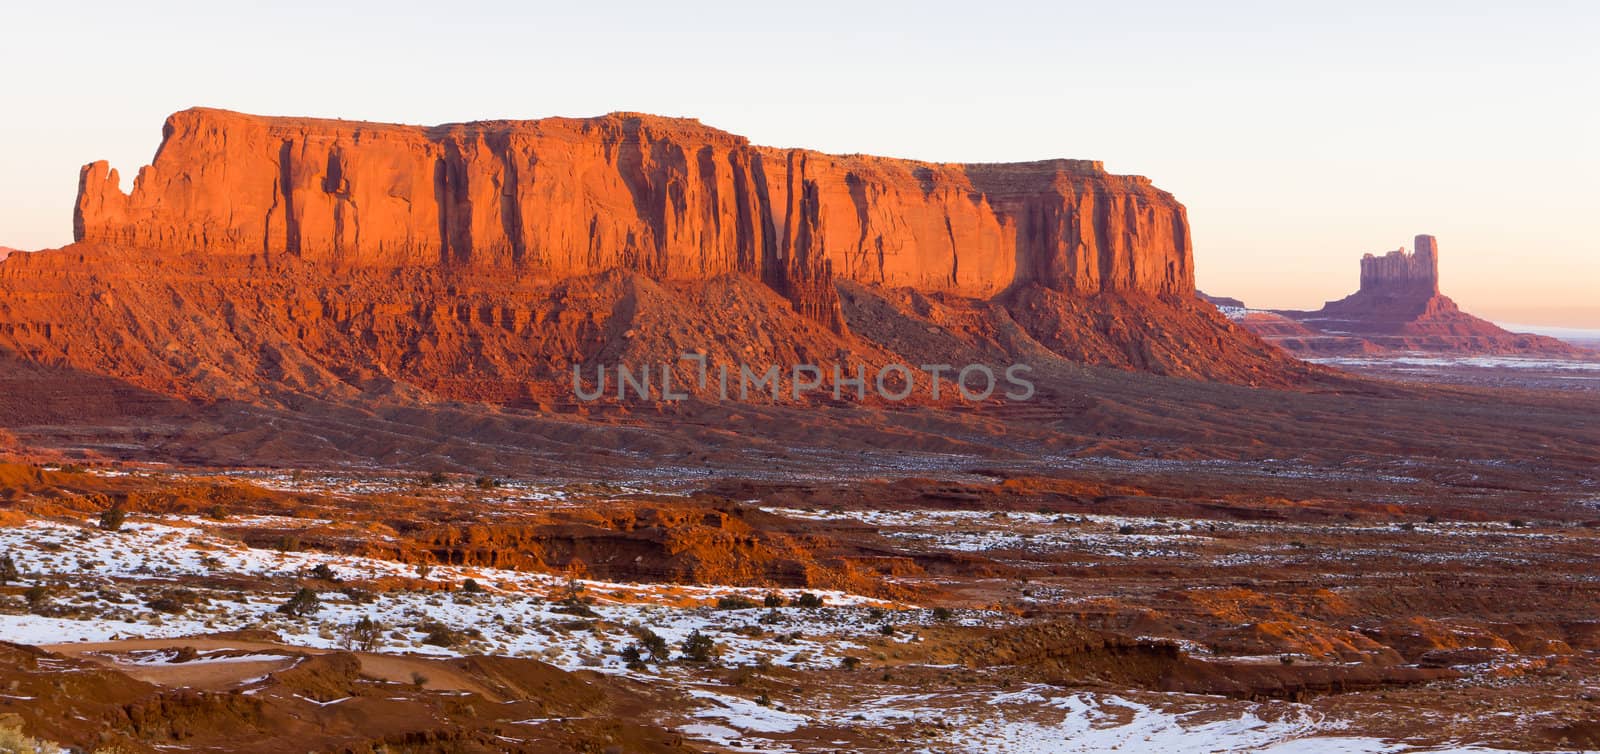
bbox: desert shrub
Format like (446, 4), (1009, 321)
(931, 606), (954, 621)
(1280, 654), (1296, 665)
(716, 595), (759, 610)
(763, 593), (786, 608)
(94, 588), (127, 603)
(308, 563), (338, 582)
(421, 471), (449, 486)
(0, 719), (63, 754)
(680, 630), (718, 663)
(555, 565), (594, 611)
(98, 506), (126, 532)
(23, 585), (50, 614)
(621, 644), (646, 670)
(560, 568), (587, 602)
(792, 592), (825, 608)
(421, 626), (460, 647)
(461, 578), (483, 593)
(840, 656), (862, 670)
(474, 476), (500, 490)
(877, 623), (897, 636)
(418, 620), (478, 647)
(556, 597), (598, 618)
(0, 553), (18, 586)
(145, 596), (187, 614)
(415, 562), (433, 579)
(1117, 524), (1136, 535)
(632, 627), (670, 661)
(410, 671), (428, 689)
(276, 536), (302, 553)
(277, 587), (321, 618)
(343, 616), (384, 651)
(340, 587), (376, 604)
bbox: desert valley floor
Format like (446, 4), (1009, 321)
(1, 353), (1598, 753)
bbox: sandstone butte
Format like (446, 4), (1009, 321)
(0, 108), (1308, 405)
(1232, 235), (1585, 356)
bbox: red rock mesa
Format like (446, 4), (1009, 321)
(0, 108), (1305, 407)
(74, 109), (1195, 318)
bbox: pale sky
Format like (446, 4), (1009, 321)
(2, 0), (1595, 326)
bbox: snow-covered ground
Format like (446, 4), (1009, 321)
(113, 648), (297, 666)
(0, 516), (948, 674)
(1309, 355), (1600, 371)
(677, 683), (1531, 754)
(0, 513), (1564, 753)
(759, 506), (1579, 567)
(929, 693), (1527, 754)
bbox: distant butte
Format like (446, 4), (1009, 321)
(1216, 235), (1587, 357)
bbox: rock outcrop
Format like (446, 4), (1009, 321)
(1314, 235), (1450, 328)
(1197, 291), (1245, 310)
(0, 247), (17, 263)
(1359, 235), (1439, 297)
(1224, 235), (1587, 357)
(74, 109), (1192, 304)
(0, 108), (1311, 411)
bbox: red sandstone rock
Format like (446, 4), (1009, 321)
(74, 108), (1193, 302)
(1197, 291), (1245, 310)
(0, 108), (1311, 406)
(1234, 235), (1588, 357)
(1357, 234), (1439, 298)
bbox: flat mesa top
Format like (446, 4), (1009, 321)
(165, 107), (1111, 175)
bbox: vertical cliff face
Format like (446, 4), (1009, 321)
(1357, 234), (1439, 297)
(73, 108), (1195, 307)
(962, 161), (1192, 295)
(761, 162), (845, 332)
(0, 108), (1316, 406)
